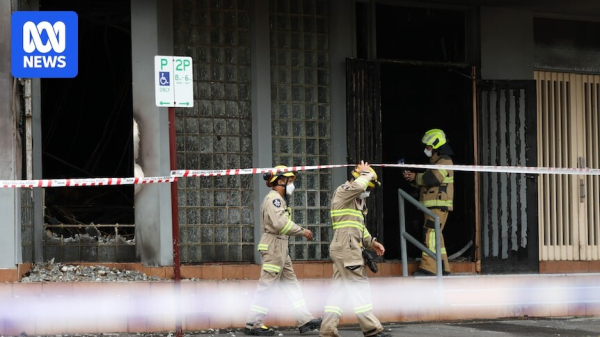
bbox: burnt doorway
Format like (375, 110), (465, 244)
(380, 64), (475, 262)
(479, 80), (538, 274)
(40, 0), (134, 262)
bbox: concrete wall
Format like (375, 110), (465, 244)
(330, 0), (354, 187)
(131, 0), (174, 266)
(480, 8), (534, 80)
(0, 0), (21, 268)
(250, 0), (272, 264)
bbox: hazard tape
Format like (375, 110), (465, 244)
(1, 162), (599, 188)
(170, 164), (353, 178)
(172, 163), (600, 177)
(373, 163), (600, 176)
(0, 176), (175, 188)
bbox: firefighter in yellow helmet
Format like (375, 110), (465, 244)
(403, 129), (454, 276)
(244, 165), (322, 336)
(320, 161), (390, 337)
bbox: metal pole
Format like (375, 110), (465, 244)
(434, 217), (442, 284)
(399, 190), (408, 277)
(168, 106), (182, 336)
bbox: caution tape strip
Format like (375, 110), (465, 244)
(0, 176), (175, 188)
(1, 163), (599, 188)
(373, 163), (600, 176)
(170, 164), (352, 178)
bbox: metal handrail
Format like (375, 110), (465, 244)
(398, 188), (442, 283)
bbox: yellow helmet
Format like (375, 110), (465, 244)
(422, 129), (447, 150)
(263, 165), (297, 187)
(351, 166), (381, 189)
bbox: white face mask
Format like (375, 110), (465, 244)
(424, 148), (433, 157)
(285, 183), (295, 196)
(359, 191), (370, 199)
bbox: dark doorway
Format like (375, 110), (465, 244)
(40, 1), (133, 240)
(380, 64), (475, 261)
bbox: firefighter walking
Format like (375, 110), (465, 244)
(403, 129), (454, 276)
(244, 166), (322, 336)
(320, 161), (390, 337)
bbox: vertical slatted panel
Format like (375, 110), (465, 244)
(346, 59), (383, 239)
(583, 76), (600, 260)
(535, 71), (577, 261)
(536, 71), (600, 261)
(480, 86), (529, 259)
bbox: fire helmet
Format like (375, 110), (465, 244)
(263, 165), (297, 187)
(351, 166), (381, 189)
(422, 129), (447, 150)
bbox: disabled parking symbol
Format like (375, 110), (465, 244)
(159, 71), (170, 86)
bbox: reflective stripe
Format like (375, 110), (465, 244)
(428, 231), (436, 252)
(332, 220), (364, 231)
(280, 219), (294, 235)
(438, 169), (447, 177)
(354, 303), (373, 314)
(424, 231), (446, 254)
(324, 305), (343, 316)
(257, 244), (269, 251)
(250, 305), (269, 314)
(422, 199), (453, 207)
(355, 177), (369, 188)
(293, 299), (306, 309)
(262, 263), (281, 273)
(331, 209), (364, 219)
(442, 177), (454, 183)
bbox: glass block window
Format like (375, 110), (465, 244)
(269, 0), (332, 260)
(173, 0), (254, 263)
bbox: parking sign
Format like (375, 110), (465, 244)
(154, 56), (194, 108)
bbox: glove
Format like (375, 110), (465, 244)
(362, 248), (379, 273)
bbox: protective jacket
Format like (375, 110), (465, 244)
(329, 171), (377, 256)
(415, 153), (454, 211)
(260, 190), (305, 237)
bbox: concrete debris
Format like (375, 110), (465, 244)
(20, 259), (165, 283)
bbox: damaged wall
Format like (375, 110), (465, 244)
(0, 0), (22, 268)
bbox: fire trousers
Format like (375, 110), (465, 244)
(246, 234), (314, 328)
(419, 209), (451, 275)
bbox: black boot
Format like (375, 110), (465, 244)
(299, 317), (322, 333)
(244, 324), (275, 336)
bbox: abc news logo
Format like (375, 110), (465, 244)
(11, 11), (78, 78)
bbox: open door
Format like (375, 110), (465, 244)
(346, 58), (384, 239)
(479, 80), (539, 273)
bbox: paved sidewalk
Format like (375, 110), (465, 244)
(269, 317), (600, 337)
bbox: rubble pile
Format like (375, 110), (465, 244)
(20, 259), (165, 283)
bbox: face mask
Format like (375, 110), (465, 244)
(285, 183), (295, 196)
(359, 191), (370, 199)
(424, 148), (433, 157)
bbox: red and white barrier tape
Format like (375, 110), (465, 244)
(0, 176), (175, 189)
(170, 164), (353, 178)
(373, 163), (600, 176)
(171, 163), (600, 178)
(1, 163), (599, 188)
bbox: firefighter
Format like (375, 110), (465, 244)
(320, 161), (390, 337)
(244, 165), (322, 336)
(403, 129), (454, 276)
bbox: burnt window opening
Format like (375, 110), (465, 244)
(534, 17), (600, 73)
(375, 4), (466, 62)
(40, 0), (134, 260)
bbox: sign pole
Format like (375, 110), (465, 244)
(169, 106), (183, 336)
(155, 55), (192, 336)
